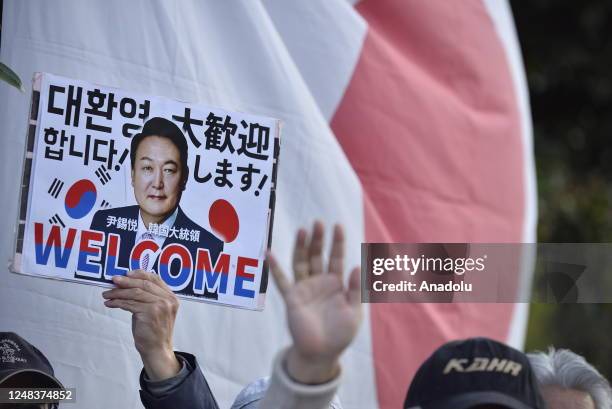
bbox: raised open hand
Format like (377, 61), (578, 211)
(267, 222), (362, 384)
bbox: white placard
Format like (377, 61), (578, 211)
(13, 73), (280, 310)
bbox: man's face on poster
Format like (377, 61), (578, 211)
(131, 135), (184, 224)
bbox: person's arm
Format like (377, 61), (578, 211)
(259, 222), (362, 409)
(103, 270), (219, 409)
(253, 348), (342, 409)
(138, 351), (219, 409)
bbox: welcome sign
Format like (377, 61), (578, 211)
(12, 73), (280, 310)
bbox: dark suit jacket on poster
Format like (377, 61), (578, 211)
(84, 205), (224, 298)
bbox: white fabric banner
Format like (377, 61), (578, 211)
(0, 1), (368, 407)
(0, 1), (532, 408)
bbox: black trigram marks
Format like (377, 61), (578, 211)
(48, 213), (65, 228)
(100, 200), (112, 209)
(95, 165), (112, 185)
(47, 178), (65, 198)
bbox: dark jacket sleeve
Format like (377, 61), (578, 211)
(139, 352), (219, 409)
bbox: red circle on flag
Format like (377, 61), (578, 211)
(208, 199), (239, 243)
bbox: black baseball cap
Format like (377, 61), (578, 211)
(404, 337), (545, 409)
(0, 332), (63, 389)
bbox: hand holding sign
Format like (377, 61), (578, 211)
(267, 222), (362, 384)
(102, 270), (181, 381)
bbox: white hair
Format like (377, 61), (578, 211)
(528, 347), (611, 409)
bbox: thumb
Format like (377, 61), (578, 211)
(347, 267), (361, 307)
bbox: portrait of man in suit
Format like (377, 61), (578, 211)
(87, 116), (224, 297)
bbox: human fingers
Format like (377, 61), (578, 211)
(307, 221), (325, 276)
(126, 269), (172, 290)
(292, 228), (309, 281)
(112, 273), (169, 298)
(268, 251), (290, 299)
(102, 287), (158, 303)
(327, 224), (344, 277)
(346, 266), (362, 308)
(103, 298), (147, 313)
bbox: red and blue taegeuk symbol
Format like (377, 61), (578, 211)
(65, 179), (97, 219)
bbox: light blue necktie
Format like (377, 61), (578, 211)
(140, 232), (154, 271)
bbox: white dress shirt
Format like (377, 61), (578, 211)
(135, 207), (179, 270)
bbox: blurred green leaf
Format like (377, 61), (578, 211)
(0, 62), (24, 92)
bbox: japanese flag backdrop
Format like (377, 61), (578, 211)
(0, 1), (536, 408)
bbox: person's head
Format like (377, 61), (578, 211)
(0, 332), (63, 409)
(528, 348), (611, 409)
(404, 337), (546, 409)
(130, 117), (189, 225)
